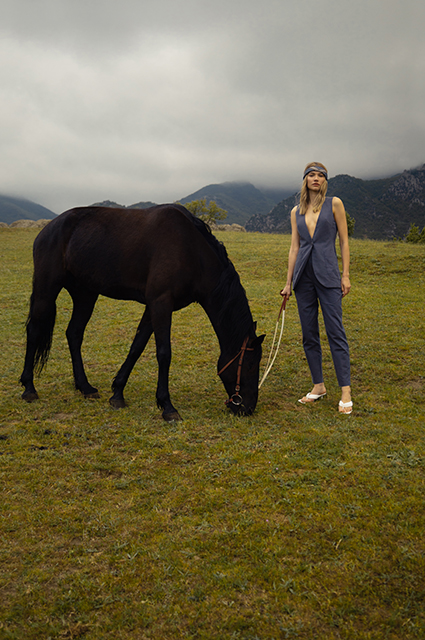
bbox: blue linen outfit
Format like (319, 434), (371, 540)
(293, 197), (351, 387)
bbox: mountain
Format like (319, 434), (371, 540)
(0, 195), (56, 225)
(178, 182), (292, 226)
(245, 165), (425, 240)
(5, 165), (424, 238)
(93, 200), (157, 209)
(0, 184), (290, 227)
(92, 184), (290, 226)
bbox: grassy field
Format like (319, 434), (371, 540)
(1, 227), (424, 639)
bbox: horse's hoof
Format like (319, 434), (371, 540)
(22, 390), (39, 403)
(163, 411), (182, 422)
(84, 391), (100, 399)
(109, 396), (126, 410)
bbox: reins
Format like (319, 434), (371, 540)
(218, 335), (253, 407)
(258, 295), (287, 389)
(218, 294), (288, 407)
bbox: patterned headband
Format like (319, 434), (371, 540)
(303, 166), (328, 181)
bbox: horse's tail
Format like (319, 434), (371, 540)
(26, 290), (57, 374)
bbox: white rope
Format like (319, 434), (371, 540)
(258, 303), (286, 389)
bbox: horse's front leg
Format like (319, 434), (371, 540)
(110, 308), (154, 409)
(152, 308), (182, 422)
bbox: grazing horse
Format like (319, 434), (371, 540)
(20, 204), (265, 421)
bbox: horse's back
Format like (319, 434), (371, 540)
(39, 204), (210, 253)
(33, 205), (224, 305)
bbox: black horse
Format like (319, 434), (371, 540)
(20, 204), (264, 421)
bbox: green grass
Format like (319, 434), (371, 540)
(1, 228), (424, 639)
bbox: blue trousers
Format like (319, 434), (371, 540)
(294, 256), (351, 387)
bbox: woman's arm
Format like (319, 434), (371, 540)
(280, 206), (300, 299)
(333, 197), (351, 297)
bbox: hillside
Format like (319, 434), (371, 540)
(95, 183), (292, 226)
(0, 195), (56, 225)
(93, 200), (157, 210)
(178, 182), (291, 226)
(3, 165), (425, 237)
(246, 165), (425, 240)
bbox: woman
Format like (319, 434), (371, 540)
(280, 162), (352, 414)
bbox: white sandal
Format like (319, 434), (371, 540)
(338, 400), (353, 414)
(298, 392), (326, 404)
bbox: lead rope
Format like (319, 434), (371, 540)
(258, 296), (288, 389)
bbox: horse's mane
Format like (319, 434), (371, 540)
(173, 205), (254, 348)
(173, 204), (230, 268)
(211, 263), (254, 349)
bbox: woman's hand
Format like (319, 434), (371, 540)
(280, 285), (292, 299)
(341, 275), (351, 297)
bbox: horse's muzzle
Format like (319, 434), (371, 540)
(225, 395), (254, 416)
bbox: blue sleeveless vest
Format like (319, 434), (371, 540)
(293, 197), (342, 290)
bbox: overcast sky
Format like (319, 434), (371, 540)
(1, 0), (424, 213)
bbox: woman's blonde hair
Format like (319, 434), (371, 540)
(298, 162), (328, 216)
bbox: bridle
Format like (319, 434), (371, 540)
(217, 336), (253, 408)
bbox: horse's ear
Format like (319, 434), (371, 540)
(252, 334), (265, 348)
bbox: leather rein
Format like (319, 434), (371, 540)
(217, 336), (253, 407)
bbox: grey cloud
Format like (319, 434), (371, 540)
(1, 0), (424, 212)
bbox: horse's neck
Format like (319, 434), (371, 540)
(200, 261), (254, 355)
(203, 299), (253, 356)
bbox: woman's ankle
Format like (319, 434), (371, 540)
(312, 383), (326, 395)
(341, 386), (351, 403)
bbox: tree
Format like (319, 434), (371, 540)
(404, 223), (425, 243)
(346, 212), (355, 237)
(180, 198), (227, 225)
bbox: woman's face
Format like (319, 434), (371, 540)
(306, 171), (326, 191)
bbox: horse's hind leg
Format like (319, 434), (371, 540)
(110, 307), (154, 409)
(66, 287), (99, 398)
(20, 285), (61, 402)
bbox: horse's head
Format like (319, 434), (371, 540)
(217, 333), (265, 416)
